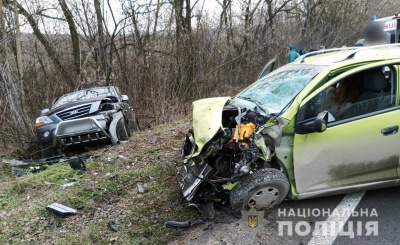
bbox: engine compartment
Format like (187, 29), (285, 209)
(207, 107), (271, 181)
(178, 105), (283, 206)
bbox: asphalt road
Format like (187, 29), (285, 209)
(272, 187), (400, 245)
(171, 186), (400, 245)
(333, 187), (400, 245)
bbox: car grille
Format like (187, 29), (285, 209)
(56, 104), (92, 121)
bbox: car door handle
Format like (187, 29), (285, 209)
(381, 125), (399, 136)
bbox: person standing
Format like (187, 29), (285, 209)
(355, 21), (386, 46)
(287, 43), (300, 63)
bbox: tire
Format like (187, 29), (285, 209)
(230, 168), (289, 213)
(116, 119), (129, 141)
(125, 120), (132, 137)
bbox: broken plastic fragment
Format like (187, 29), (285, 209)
(68, 156), (87, 170)
(108, 221), (118, 232)
(46, 202), (77, 216)
(137, 183), (147, 193)
(62, 182), (76, 189)
(164, 220), (190, 228)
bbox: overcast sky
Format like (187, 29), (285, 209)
(16, 0), (238, 34)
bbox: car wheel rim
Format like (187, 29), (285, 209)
(247, 187), (279, 209)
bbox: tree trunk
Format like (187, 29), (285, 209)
(13, 0), (22, 79)
(58, 0), (81, 75)
(93, 0), (106, 78)
(12, 0), (30, 144)
(3, 0), (76, 87)
(0, 0), (8, 61)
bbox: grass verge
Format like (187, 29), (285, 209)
(0, 117), (200, 244)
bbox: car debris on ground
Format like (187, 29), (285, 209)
(1, 154), (96, 175)
(107, 221), (119, 232)
(46, 202), (77, 217)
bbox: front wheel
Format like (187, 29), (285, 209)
(116, 119), (129, 141)
(230, 168), (289, 213)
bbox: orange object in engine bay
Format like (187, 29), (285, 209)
(233, 122), (257, 141)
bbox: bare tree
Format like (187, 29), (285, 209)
(0, 0), (398, 151)
(93, 0), (106, 78)
(3, 0), (76, 87)
(58, 0), (81, 75)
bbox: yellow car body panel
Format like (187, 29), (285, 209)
(191, 97), (230, 157)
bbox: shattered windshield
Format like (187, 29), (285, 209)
(233, 64), (325, 114)
(52, 87), (117, 108)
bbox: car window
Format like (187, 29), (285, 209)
(297, 66), (397, 124)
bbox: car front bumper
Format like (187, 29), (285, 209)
(36, 115), (110, 148)
(54, 116), (110, 146)
(36, 123), (58, 148)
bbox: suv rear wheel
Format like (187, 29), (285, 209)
(230, 168), (289, 212)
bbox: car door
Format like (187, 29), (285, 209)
(293, 64), (400, 195)
(257, 58), (276, 80)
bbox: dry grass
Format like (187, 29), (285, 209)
(0, 117), (200, 245)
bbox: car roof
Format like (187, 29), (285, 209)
(292, 44), (400, 69)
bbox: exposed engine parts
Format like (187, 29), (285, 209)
(178, 106), (282, 209)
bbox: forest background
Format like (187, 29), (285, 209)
(0, 0), (396, 153)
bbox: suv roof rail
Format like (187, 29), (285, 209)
(299, 43), (400, 63)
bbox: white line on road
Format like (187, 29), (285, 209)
(307, 191), (366, 245)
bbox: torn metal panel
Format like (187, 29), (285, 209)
(176, 163), (214, 201)
(178, 96), (283, 208)
(108, 111), (124, 144)
(191, 97), (230, 158)
(261, 124), (283, 146)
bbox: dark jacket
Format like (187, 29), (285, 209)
(288, 44), (300, 63)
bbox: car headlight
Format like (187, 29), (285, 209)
(35, 116), (53, 127)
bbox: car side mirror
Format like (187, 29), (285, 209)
(314, 111), (328, 133)
(122, 95), (129, 101)
(295, 110), (329, 135)
(41, 109), (50, 116)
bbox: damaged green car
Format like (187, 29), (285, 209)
(177, 44), (400, 216)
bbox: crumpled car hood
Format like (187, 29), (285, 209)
(191, 97), (230, 157)
(48, 96), (118, 115)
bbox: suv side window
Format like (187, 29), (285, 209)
(297, 66), (397, 125)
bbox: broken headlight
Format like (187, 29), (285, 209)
(35, 116), (53, 127)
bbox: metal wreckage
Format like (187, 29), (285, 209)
(177, 96), (288, 219)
